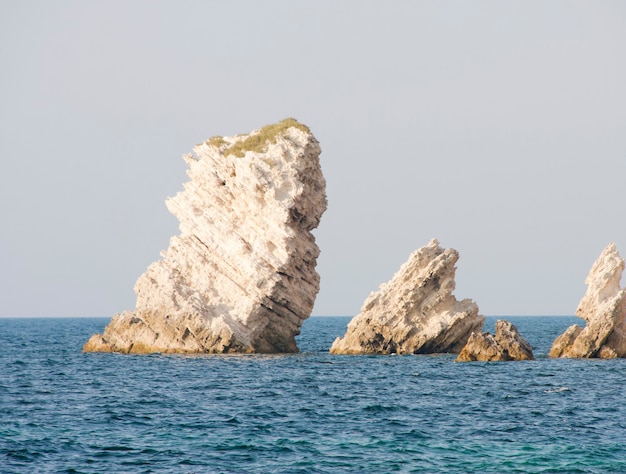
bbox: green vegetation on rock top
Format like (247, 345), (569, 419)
(205, 136), (227, 148)
(205, 118), (310, 158)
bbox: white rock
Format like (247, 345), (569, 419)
(329, 239), (484, 354)
(84, 119), (327, 354)
(549, 243), (626, 358)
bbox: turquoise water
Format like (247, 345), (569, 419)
(1, 316), (625, 473)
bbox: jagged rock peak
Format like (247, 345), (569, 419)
(329, 239), (484, 355)
(84, 118), (327, 354)
(549, 243), (626, 358)
(456, 320), (534, 362)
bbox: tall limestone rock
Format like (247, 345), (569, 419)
(84, 119), (327, 354)
(549, 243), (626, 359)
(330, 239), (484, 354)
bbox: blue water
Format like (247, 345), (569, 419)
(1, 316), (625, 473)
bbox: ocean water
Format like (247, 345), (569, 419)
(1, 316), (625, 473)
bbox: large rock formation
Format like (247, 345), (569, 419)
(549, 243), (626, 359)
(456, 320), (534, 362)
(329, 239), (484, 354)
(84, 119), (327, 354)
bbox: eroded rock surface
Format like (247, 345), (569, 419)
(456, 320), (534, 362)
(329, 239), (484, 354)
(84, 119), (326, 354)
(549, 243), (626, 358)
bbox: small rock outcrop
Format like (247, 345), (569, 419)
(456, 320), (534, 362)
(549, 243), (626, 358)
(329, 239), (484, 354)
(84, 119), (327, 354)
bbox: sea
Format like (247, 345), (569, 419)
(1, 316), (625, 473)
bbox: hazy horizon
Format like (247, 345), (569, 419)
(1, 1), (625, 318)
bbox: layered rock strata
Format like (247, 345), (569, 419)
(84, 119), (327, 354)
(549, 243), (626, 359)
(456, 320), (534, 362)
(329, 239), (484, 354)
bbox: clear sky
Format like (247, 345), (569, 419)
(1, 1), (625, 317)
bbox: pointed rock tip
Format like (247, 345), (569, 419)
(425, 238), (460, 257)
(592, 242), (624, 275)
(603, 242), (620, 256)
(427, 238), (440, 248)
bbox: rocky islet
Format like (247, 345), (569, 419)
(84, 119), (327, 354)
(549, 243), (626, 359)
(330, 239), (485, 355)
(456, 320), (535, 362)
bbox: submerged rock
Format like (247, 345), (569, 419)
(549, 243), (626, 359)
(84, 119), (327, 354)
(329, 239), (484, 355)
(456, 320), (534, 362)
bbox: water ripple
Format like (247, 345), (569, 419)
(1, 316), (626, 473)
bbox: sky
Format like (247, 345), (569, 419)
(1, 0), (625, 318)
